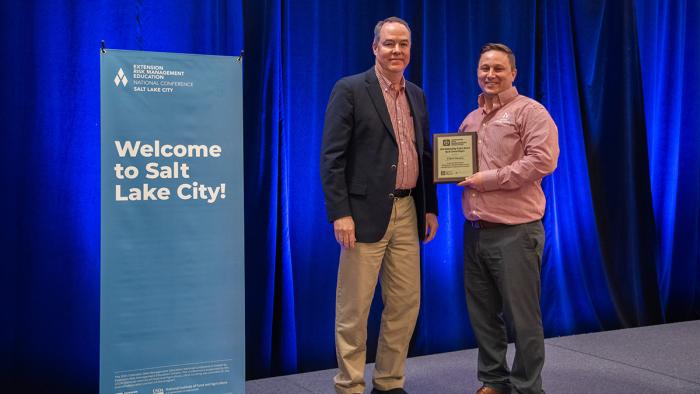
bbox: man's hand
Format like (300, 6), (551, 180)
(333, 216), (356, 249)
(424, 213), (438, 244)
(458, 172), (485, 191)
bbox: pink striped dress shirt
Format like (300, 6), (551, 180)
(458, 87), (559, 224)
(375, 67), (418, 190)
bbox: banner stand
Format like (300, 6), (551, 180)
(99, 47), (245, 394)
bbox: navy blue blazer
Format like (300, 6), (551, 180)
(320, 68), (438, 243)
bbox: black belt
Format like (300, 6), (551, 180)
(389, 189), (412, 199)
(469, 220), (508, 230)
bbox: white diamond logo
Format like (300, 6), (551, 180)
(115, 68), (128, 87)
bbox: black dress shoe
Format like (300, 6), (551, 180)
(371, 388), (407, 394)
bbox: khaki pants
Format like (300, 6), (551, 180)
(334, 196), (420, 394)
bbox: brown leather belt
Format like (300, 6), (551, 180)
(469, 220), (508, 230)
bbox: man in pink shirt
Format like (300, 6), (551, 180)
(457, 43), (559, 394)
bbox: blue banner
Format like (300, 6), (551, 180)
(100, 49), (244, 394)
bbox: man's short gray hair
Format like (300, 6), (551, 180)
(373, 16), (411, 44)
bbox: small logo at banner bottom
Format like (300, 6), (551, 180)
(114, 68), (128, 87)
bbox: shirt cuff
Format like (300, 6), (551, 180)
(480, 169), (500, 191)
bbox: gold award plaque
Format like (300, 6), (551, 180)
(433, 132), (478, 183)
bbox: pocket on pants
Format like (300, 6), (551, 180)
(523, 221), (545, 262)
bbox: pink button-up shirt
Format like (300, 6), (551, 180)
(459, 87), (559, 224)
(376, 67), (418, 190)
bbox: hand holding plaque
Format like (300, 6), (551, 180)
(432, 132), (478, 183)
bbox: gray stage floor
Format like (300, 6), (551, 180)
(246, 320), (700, 393)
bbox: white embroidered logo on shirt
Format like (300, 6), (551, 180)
(493, 112), (514, 125)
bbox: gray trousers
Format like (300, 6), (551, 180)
(463, 220), (545, 394)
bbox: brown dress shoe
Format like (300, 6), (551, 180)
(476, 386), (501, 394)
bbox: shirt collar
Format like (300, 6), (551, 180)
(375, 65), (406, 92)
(478, 86), (519, 113)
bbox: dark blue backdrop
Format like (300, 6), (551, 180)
(2, 1), (698, 392)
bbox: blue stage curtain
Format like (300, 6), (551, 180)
(243, 0), (299, 378)
(568, 0), (663, 327)
(635, 0), (700, 322)
(245, 0), (699, 379)
(2, 0), (699, 391)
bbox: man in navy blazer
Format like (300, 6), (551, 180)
(320, 16), (438, 394)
